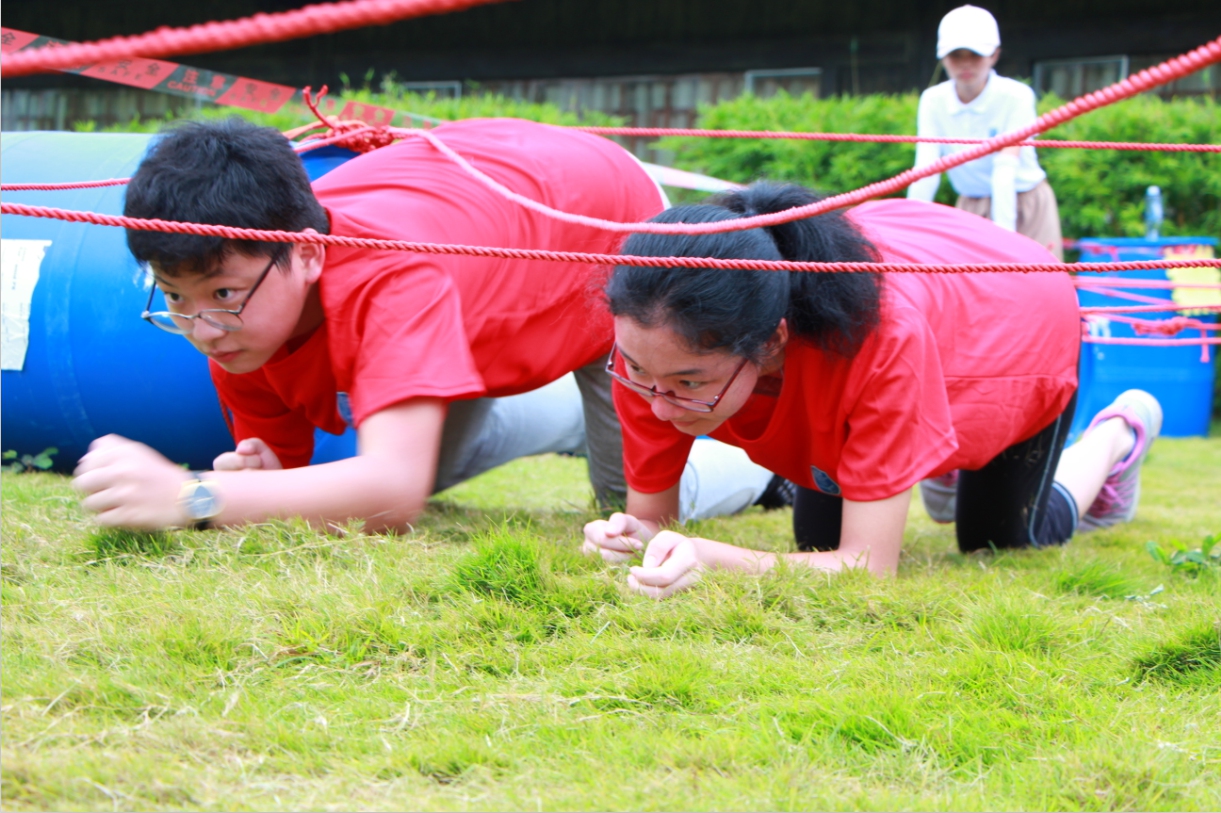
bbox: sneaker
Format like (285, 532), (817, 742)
(755, 474), (797, 510)
(919, 471), (958, 524)
(1078, 389), (1163, 531)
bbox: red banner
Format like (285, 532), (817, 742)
(1, 26), (418, 126)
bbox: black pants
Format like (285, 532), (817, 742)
(793, 392), (1079, 553)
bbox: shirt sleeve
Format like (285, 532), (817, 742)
(210, 365), (318, 469)
(613, 370), (695, 494)
(907, 90), (943, 203)
(989, 152), (1019, 231)
(989, 84), (1036, 230)
(836, 308), (960, 501)
(340, 264), (486, 427)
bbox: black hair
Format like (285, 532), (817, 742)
(123, 117), (329, 275)
(606, 182), (881, 361)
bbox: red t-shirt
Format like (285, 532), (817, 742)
(617, 199), (1081, 502)
(211, 118), (665, 468)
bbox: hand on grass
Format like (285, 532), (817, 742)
(628, 530), (703, 599)
(72, 434), (193, 530)
(582, 512), (650, 563)
(213, 438), (282, 471)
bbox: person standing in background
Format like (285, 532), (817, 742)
(907, 5), (1064, 260)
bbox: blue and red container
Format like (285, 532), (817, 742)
(0, 131), (357, 471)
(1074, 237), (1218, 438)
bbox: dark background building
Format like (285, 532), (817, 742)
(4, 0), (1218, 131)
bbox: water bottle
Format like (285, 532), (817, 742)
(1144, 185), (1163, 240)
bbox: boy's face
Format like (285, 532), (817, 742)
(152, 243), (325, 375)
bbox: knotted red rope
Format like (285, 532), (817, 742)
(1124, 315), (1218, 336)
(1083, 314), (1220, 360)
(604, 35), (1221, 236)
(576, 127), (1221, 153)
(1081, 304), (1221, 314)
(0, 0), (518, 77)
(1, 178), (131, 191)
(5, 201), (1221, 277)
(208, 37), (1221, 237)
(252, 35), (1221, 238)
(290, 87), (398, 153)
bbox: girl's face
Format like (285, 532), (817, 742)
(612, 316), (770, 437)
(943, 47), (999, 101)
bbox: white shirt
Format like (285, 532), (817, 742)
(907, 72), (1047, 201)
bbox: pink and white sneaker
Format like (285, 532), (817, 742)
(1078, 389), (1163, 532)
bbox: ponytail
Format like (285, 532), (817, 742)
(607, 182), (881, 361)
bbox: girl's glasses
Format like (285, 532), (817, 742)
(605, 343), (748, 414)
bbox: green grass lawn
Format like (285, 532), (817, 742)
(2, 434), (1218, 811)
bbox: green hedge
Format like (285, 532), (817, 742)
(660, 92), (1221, 241)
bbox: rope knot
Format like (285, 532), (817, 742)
(287, 86), (398, 154)
(1132, 315), (1201, 336)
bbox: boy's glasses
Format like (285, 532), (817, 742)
(605, 343), (748, 414)
(142, 257), (276, 334)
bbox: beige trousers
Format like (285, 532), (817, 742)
(956, 179), (1064, 261)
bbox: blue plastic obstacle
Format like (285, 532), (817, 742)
(1075, 237), (1219, 438)
(1, 132), (357, 472)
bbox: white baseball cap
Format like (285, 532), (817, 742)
(936, 5), (1001, 59)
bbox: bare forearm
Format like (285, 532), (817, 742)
(689, 537), (887, 576)
(209, 456), (428, 532)
(625, 484), (680, 540)
(691, 489), (912, 577)
(621, 489), (910, 599)
(71, 402), (445, 533)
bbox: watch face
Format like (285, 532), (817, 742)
(186, 483), (220, 520)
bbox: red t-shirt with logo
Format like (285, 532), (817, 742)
(210, 118), (665, 468)
(616, 199), (1081, 502)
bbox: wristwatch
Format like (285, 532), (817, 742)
(178, 472), (223, 530)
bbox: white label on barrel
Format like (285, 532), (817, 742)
(1, 239), (52, 372)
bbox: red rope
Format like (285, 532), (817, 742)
(3, 31), (1217, 352)
(8, 38), (1219, 215)
(6, 200), (1221, 277)
(576, 127), (1221, 153)
(2, 19), (1215, 350)
(359, 35), (1221, 237)
(1108, 314), (1218, 334)
(263, 32), (1221, 238)
(128, 37), (1220, 238)
(295, 87), (399, 153)
(1081, 304), (1221, 314)
(1084, 336), (1221, 346)
(0, 0), (517, 77)
(1076, 279), (1221, 290)
(2, 178), (130, 191)
(1081, 287), (1212, 309)
(620, 35), (1221, 236)
(7, 125), (1216, 193)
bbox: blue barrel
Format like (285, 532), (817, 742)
(1, 132), (357, 472)
(1074, 237), (1218, 438)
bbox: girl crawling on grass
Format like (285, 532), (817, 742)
(583, 183), (1162, 598)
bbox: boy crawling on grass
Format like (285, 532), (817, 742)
(72, 118), (778, 532)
